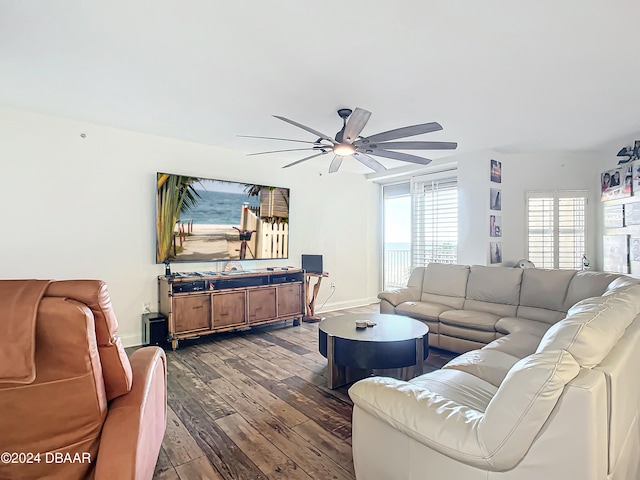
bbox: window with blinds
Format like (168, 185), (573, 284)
(526, 191), (587, 269)
(411, 175), (458, 267)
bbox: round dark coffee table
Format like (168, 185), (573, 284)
(318, 313), (429, 389)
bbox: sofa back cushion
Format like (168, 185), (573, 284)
(420, 263), (470, 309)
(562, 271), (622, 311)
(463, 266), (522, 316)
(537, 285), (640, 368)
(517, 268), (577, 323)
(478, 349), (580, 470)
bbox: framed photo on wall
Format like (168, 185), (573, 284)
(490, 188), (501, 210)
(601, 165), (632, 201)
(490, 242), (502, 264)
(603, 235), (629, 274)
(490, 215), (502, 237)
(632, 160), (640, 197)
(631, 236), (640, 275)
(624, 202), (640, 226)
(490, 159), (502, 183)
(604, 204), (625, 228)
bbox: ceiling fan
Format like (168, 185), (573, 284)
(241, 107), (458, 173)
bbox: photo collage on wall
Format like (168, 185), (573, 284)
(489, 159), (502, 264)
(601, 160), (640, 275)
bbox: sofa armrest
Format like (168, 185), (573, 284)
(350, 377), (488, 467)
(94, 347), (167, 480)
(350, 350), (578, 472)
(377, 286), (421, 307)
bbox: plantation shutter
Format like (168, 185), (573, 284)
(411, 174), (458, 267)
(526, 191), (587, 269)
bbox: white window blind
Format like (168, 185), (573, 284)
(526, 191), (587, 269)
(411, 175), (458, 267)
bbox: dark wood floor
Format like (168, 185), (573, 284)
(150, 305), (456, 480)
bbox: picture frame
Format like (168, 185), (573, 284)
(604, 204), (625, 228)
(603, 235), (629, 274)
(490, 215), (502, 237)
(624, 202), (640, 226)
(602, 165), (632, 201)
(490, 188), (501, 211)
(490, 242), (502, 264)
(490, 159), (502, 183)
(631, 236), (640, 275)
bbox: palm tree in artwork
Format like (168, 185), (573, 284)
(156, 174), (201, 262)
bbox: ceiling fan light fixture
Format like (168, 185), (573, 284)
(333, 143), (356, 156)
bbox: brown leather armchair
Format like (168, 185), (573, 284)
(0, 280), (167, 480)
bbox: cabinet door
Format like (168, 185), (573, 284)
(248, 287), (277, 323)
(173, 295), (211, 333)
(277, 283), (303, 316)
(212, 291), (246, 329)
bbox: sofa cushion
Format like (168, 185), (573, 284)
(465, 265), (522, 305)
(494, 317), (551, 338)
(442, 349), (520, 387)
(482, 332), (541, 359)
(520, 268), (576, 310)
(562, 270), (622, 311)
(439, 323), (498, 344)
(420, 263), (469, 309)
(537, 285), (640, 368)
(439, 309), (499, 332)
(478, 349), (580, 470)
(395, 301), (451, 323)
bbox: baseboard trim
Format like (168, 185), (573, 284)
(317, 297), (380, 313)
(120, 333), (143, 348)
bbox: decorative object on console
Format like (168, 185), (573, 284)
(223, 261), (243, 272)
(241, 107), (458, 173)
(156, 172), (290, 263)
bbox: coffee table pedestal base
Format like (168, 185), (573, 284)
(326, 332), (425, 389)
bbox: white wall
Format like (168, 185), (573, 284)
(376, 149), (601, 267)
(0, 106), (379, 346)
(458, 150), (601, 266)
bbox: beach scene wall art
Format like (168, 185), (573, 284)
(156, 173), (290, 263)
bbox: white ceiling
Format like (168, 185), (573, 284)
(2, 1), (640, 173)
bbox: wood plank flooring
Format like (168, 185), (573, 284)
(148, 304), (456, 480)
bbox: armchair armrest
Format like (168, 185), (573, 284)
(377, 286), (421, 307)
(94, 347), (167, 480)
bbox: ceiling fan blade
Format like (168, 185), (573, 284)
(353, 152), (387, 172)
(367, 141), (458, 150)
(273, 115), (337, 145)
(342, 108), (371, 144)
(247, 147), (327, 156)
(362, 148), (432, 165)
(328, 155), (343, 173)
(282, 151), (328, 169)
(238, 134), (329, 146)
(356, 122), (443, 144)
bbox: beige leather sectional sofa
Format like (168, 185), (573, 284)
(348, 263), (640, 480)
